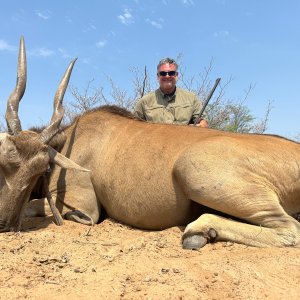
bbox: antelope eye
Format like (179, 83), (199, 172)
(8, 146), (16, 153)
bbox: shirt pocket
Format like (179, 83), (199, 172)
(144, 104), (174, 123)
(170, 102), (194, 124)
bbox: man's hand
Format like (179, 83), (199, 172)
(196, 119), (208, 128)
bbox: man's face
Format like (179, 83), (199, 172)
(157, 63), (178, 94)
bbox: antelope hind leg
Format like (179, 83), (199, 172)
(182, 213), (300, 249)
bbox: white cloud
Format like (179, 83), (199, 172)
(66, 16), (73, 23)
(89, 23), (97, 30)
(96, 40), (107, 48)
(58, 48), (72, 59)
(0, 40), (15, 51)
(83, 22), (97, 33)
(213, 30), (230, 38)
(181, 0), (195, 5)
(29, 47), (54, 57)
(35, 10), (50, 20)
(146, 18), (163, 29)
(118, 8), (134, 25)
(82, 58), (90, 64)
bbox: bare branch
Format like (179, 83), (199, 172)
(251, 100), (273, 134)
(64, 79), (106, 124)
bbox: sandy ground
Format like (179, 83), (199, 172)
(0, 216), (299, 300)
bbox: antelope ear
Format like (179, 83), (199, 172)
(48, 146), (90, 172)
(0, 133), (8, 143)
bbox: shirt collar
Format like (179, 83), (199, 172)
(159, 87), (177, 101)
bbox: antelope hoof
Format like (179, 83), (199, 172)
(182, 234), (208, 250)
(64, 210), (94, 226)
(182, 228), (218, 250)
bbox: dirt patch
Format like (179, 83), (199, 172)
(0, 217), (299, 299)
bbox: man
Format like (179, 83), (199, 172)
(134, 58), (208, 127)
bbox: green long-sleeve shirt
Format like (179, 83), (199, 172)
(134, 87), (206, 125)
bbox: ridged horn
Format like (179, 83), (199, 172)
(48, 146), (90, 172)
(39, 58), (77, 144)
(5, 36), (27, 135)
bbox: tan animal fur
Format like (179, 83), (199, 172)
(27, 106), (300, 248)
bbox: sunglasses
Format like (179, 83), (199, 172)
(158, 71), (177, 77)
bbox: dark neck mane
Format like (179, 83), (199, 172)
(98, 105), (139, 120)
(68, 105), (143, 126)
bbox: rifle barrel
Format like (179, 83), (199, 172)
(193, 78), (221, 125)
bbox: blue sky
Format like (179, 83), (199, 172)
(0, 0), (299, 138)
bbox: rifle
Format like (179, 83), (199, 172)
(193, 78), (221, 125)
